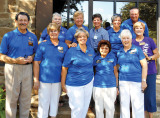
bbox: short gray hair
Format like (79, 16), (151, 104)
(52, 12), (61, 20)
(111, 14), (122, 23)
(119, 29), (132, 40)
(74, 27), (89, 39)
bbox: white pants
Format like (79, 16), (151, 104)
(119, 81), (144, 118)
(66, 79), (93, 118)
(93, 87), (117, 118)
(38, 82), (61, 118)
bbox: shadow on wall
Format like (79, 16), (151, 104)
(35, 0), (53, 40)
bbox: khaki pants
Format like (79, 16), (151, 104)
(5, 63), (32, 118)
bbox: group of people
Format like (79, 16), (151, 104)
(0, 7), (159, 118)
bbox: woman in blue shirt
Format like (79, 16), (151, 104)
(93, 40), (119, 118)
(89, 13), (109, 52)
(117, 29), (147, 118)
(33, 23), (68, 118)
(108, 14), (123, 54)
(65, 11), (90, 48)
(61, 27), (95, 118)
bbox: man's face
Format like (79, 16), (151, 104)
(130, 9), (139, 23)
(16, 15), (29, 30)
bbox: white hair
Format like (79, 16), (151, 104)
(119, 29), (132, 40)
(52, 12), (61, 20)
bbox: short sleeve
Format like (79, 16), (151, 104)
(33, 35), (38, 53)
(113, 56), (117, 66)
(103, 30), (109, 41)
(34, 44), (43, 61)
(144, 23), (149, 37)
(93, 56), (98, 66)
(65, 28), (74, 42)
(39, 28), (48, 42)
(0, 33), (9, 54)
(137, 47), (145, 60)
(149, 38), (157, 51)
(62, 48), (73, 67)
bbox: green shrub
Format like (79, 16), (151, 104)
(0, 85), (6, 118)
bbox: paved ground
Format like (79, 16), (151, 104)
(30, 75), (160, 118)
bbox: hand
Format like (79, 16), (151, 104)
(141, 81), (147, 92)
(26, 56), (33, 63)
(15, 57), (28, 64)
(69, 43), (77, 48)
(62, 85), (67, 93)
(143, 52), (150, 61)
(42, 40), (47, 42)
(34, 80), (40, 90)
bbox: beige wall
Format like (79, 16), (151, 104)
(0, 0), (37, 43)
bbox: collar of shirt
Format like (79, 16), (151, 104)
(110, 27), (123, 33)
(45, 38), (61, 47)
(73, 24), (86, 30)
(76, 44), (89, 53)
(119, 44), (137, 53)
(93, 27), (103, 33)
(128, 18), (141, 26)
(14, 28), (29, 36)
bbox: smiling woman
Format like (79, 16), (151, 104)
(33, 23), (68, 118)
(132, 21), (160, 118)
(117, 29), (148, 118)
(61, 27), (95, 118)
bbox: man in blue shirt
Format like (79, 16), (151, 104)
(0, 12), (38, 118)
(121, 7), (149, 39)
(39, 12), (67, 43)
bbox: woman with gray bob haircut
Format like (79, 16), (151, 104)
(39, 12), (67, 43)
(117, 29), (148, 118)
(108, 14), (123, 54)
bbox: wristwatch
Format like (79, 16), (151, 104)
(142, 79), (146, 82)
(149, 56), (152, 61)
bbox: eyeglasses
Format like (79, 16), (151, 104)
(50, 30), (58, 33)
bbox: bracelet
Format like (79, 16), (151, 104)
(142, 79), (146, 82)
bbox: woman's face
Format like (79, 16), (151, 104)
(52, 15), (62, 27)
(49, 29), (59, 39)
(134, 25), (144, 36)
(121, 35), (132, 47)
(77, 32), (87, 45)
(74, 14), (84, 27)
(112, 17), (121, 27)
(93, 17), (102, 28)
(100, 45), (109, 57)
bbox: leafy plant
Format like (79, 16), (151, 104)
(0, 84), (6, 118)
